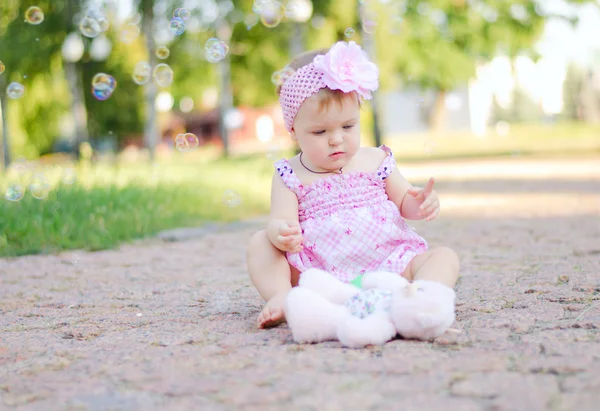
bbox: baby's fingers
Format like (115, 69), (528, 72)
(425, 207), (440, 221)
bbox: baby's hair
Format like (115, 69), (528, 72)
(277, 47), (360, 115)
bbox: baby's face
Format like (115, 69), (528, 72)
(292, 92), (361, 173)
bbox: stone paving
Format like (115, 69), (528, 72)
(1, 155), (599, 411)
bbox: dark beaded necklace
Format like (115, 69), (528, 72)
(299, 152), (343, 175)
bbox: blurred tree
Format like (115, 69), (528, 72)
(0, 0), (70, 167)
(369, 0), (599, 132)
(562, 62), (585, 121)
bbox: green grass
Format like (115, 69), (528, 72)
(1, 121), (599, 257)
(0, 151), (281, 257)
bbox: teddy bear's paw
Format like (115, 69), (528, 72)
(337, 314), (397, 348)
(285, 287), (346, 344)
(391, 281), (456, 341)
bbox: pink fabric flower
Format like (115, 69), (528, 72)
(312, 41), (379, 99)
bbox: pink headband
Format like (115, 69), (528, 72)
(278, 41), (379, 132)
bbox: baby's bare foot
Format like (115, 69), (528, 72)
(257, 292), (288, 329)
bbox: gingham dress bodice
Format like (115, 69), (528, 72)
(274, 145), (427, 283)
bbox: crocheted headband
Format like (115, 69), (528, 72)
(278, 41), (379, 132)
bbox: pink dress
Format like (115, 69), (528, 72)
(274, 145), (428, 283)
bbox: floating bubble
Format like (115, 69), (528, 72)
(61, 168), (76, 185)
(91, 73), (116, 101)
(4, 185), (25, 202)
(344, 27), (355, 38)
(120, 23), (140, 44)
(0, 61), (4, 75)
(222, 189), (242, 207)
(29, 174), (50, 200)
(271, 66), (295, 86)
(7, 82), (25, 99)
(361, 11), (378, 34)
(174, 133), (199, 152)
(80, 16), (103, 38)
(156, 46), (170, 60)
(259, 1), (284, 28)
(79, 8), (109, 38)
(133, 61), (152, 85)
(173, 8), (191, 21)
(92, 73), (116, 91)
(204, 38), (229, 63)
(169, 17), (186, 36)
(25, 6), (44, 25)
(153, 63), (174, 88)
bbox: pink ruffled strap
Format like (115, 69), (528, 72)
(274, 159), (304, 194)
(375, 145), (396, 180)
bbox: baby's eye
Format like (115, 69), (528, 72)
(343, 124), (355, 130)
(312, 130), (326, 135)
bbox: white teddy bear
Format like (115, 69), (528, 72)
(284, 268), (457, 348)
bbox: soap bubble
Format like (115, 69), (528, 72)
(79, 8), (109, 38)
(222, 189), (242, 207)
(271, 66), (295, 86)
(92, 73), (116, 91)
(132, 62), (152, 85)
(344, 27), (355, 38)
(0, 61), (5, 75)
(173, 8), (191, 21)
(80, 16), (102, 38)
(260, 5), (284, 28)
(25, 6), (44, 25)
(174, 133), (199, 152)
(29, 174), (50, 200)
(204, 38), (229, 63)
(169, 17), (186, 36)
(61, 168), (76, 185)
(156, 46), (170, 59)
(120, 23), (140, 43)
(361, 10), (378, 34)
(91, 73), (117, 100)
(7, 82), (25, 99)
(153, 64), (174, 88)
(4, 185), (25, 202)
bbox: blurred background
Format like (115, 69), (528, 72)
(1, 0), (599, 257)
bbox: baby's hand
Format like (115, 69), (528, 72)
(276, 221), (304, 253)
(407, 177), (440, 221)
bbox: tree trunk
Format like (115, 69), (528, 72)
(429, 89), (447, 133)
(290, 22), (305, 155)
(216, 7), (233, 158)
(359, 2), (382, 147)
(65, 61), (89, 159)
(142, 0), (159, 162)
(0, 76), (10, 170)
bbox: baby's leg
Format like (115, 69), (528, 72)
(246, 229), (300, 329)
(402, 247), (460, 288)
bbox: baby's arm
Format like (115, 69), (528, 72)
(383, 163), (424, 220)
(267, 171), (303, 252)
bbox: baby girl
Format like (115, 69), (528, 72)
(246, 41), (459, 329)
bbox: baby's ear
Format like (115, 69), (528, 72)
(290, 127), (297, 141)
